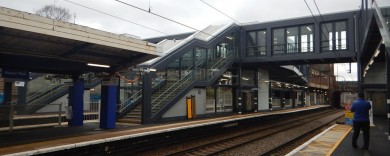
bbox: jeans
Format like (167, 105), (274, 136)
(352, 120), (370, 148)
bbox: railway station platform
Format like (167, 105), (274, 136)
(287, 117), (390, 156)
(0, 105), (329, 155)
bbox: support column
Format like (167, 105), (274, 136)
(386, 48), (390, 140)
(3, 82), (12, 105)
(281, 84), (285, 109)
(141, 73), (152, 124)
(0, 82), (12, 121)
(100, 84), (117, 129)
(16, 85), (27, 115)
(292, 87), (296, 108)
(302, 89), (307, 107)
(269, 82), (272, 110)
(68, 77), (84, 126)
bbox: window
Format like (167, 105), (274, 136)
(321, 23), (333, 51)
(300, 25), (313, 52)
(246, 30), (266, 57)
(272, 24), (314, 54)
(286, 27), (298, 53)
(195, 47), (207, 80)
(321, 21), (348, 52)
(273, 28), (285, 54)
(335, 21), (347, 50)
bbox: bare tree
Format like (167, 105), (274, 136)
(35, 5), (72, 22)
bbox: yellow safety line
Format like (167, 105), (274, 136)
(326, 125), (352, 156)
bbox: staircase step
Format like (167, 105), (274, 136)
(124, 115), (141, 118)
(128, 112), (141, 115)
(118, 118), (141, 124)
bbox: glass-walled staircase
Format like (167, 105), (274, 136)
(117, 23), (240, 124)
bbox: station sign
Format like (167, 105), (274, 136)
(1, 69), (30, 79)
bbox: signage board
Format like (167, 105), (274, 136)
(344, 103), (354, 125)
(14, 81), (25, 87)
(1, 69), (30, 79)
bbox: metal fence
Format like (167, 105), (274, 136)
(0, 101), (100, 132)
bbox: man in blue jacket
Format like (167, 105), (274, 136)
(350, 92), (371, 150)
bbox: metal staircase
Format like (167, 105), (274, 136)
(117, 23), (239, 123)
(22, 76), (101, 114)
(150, 50), (235, 121)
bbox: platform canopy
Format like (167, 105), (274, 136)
(0, 7), (158, 74)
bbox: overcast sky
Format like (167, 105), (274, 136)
(0, 0), (360, 80)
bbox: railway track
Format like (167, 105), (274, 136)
(135, 109), (343, 156)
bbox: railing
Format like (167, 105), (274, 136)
(208, 50), (233, 79)
(117, 77), (167, 114)
(23, 86), (68, 114)
(151, 49), (235, 116)
(117, 89), (142, 113)
(0, 102), (100, 132)
(151, 67), (193, 115)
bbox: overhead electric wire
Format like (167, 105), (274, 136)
(114, 0), (215, 37)
(199, 0), (240, 24)
(311, 0), (353, 79)
(63, 0), (169, 35)
(303, 0), (342, 58)
(312, 0), (341, 57)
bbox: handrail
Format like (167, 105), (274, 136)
(208, 50), (233, 78)
(151, 49), (234, 115)
(117, 77), (166, 113)
(151, 65), (193, 105)
(118, 89), (142, 113)
(151, 71), (193, 112)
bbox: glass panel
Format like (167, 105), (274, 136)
(286, 27), (298, 53)
(247, 31), (256, 47)
(321, 23), (333, 51)
(257, 30), (267, 56)
(181, 50), (193, 78)
(300, 25), (314, 52)
(273, 28), (285, 54)
(241, 70), (255, 86)
(166, 58), (180, 82)
(246, 30), (266, 57)
(207, 48), (215, 78)
(206, 87), (215, 113)
(335, 21), (347, 50)
(216, 87), (232, 112)
(195, 47), (207, 80)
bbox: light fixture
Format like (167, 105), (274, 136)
(87, 63), (110, 68)
(148, 68), (157, 72)
(369, 60), (374, 65)
(374, 50), (380, 57)
(307, 26), (312, 31)
(365, 66), (370, 71)
(264, 80), (270, 83)
(242, 77), (249, 81)
(287, 31), (290, 34)
(226, 36), (234, 40)
(223, 74), (232, 78)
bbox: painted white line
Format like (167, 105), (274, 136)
(5, 106), (329, 155)
(285, 124), (337, 156)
